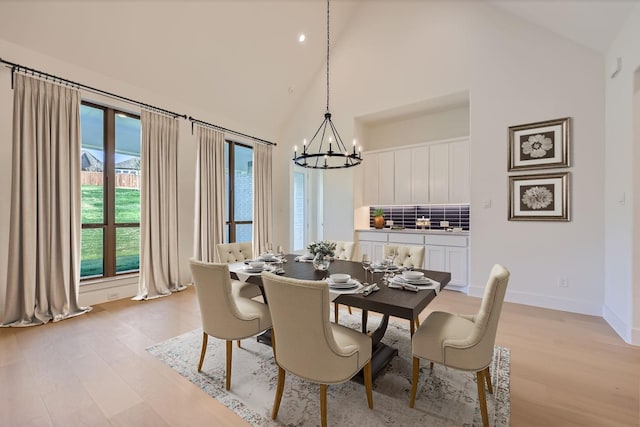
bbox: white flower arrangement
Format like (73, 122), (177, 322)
(307, 241), (336, 258)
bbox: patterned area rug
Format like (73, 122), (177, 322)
(147, 311), (510, 426)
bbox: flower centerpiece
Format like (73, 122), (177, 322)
(307, 240), (336, 271)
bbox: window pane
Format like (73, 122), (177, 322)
(80, 228), (103, 277)
(234, 144), (253, 221)
(116, 227), (140, 274)
(80, 105), (104, 224)
(115, 114), (141, 223)
(236, 223), (252, 243)
(293, 171), (305, 251)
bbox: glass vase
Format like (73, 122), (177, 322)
(312, 253), (331, 271)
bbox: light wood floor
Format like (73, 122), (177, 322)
(1, 287), (638, 426)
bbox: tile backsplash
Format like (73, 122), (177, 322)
(369, 204), (470, 231)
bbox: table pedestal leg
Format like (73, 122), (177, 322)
(353, 310), (398, 383)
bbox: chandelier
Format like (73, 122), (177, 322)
(292, 0), (363, 170)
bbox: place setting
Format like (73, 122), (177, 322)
(387, 270), (441, 294)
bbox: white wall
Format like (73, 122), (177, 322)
(605, 3), (640, 345)
(278, 2), (608, 320)
(362, 106), (470, 152)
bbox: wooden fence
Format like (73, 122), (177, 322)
(81, 171), (140, 189)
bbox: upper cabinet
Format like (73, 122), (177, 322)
(361, 137), (469, 206)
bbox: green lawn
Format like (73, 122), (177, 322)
(81, 185), (141, 277)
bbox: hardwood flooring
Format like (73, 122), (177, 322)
(1, 287), (638, 426)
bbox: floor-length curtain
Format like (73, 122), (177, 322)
(2, 73), (90, 326)
(252, 143), (273, 257)
(193, 126), (226, 262)
(134, 110), (185, 300)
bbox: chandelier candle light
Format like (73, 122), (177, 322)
(292, 0), (363, 170)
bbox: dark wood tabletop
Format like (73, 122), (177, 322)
(237, 254), (451, 322)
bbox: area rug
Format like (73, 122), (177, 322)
(147, 311), (510, 426)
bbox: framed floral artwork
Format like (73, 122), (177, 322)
(509, 172), (570, 221)
(508, 117), (570, 171)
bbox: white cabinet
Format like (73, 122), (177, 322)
(411, 145), (430, 204)
(356, 231), (470, 291)
(394, 149), (413, 204)
(363, 152), (379, 206)
(429, 143), (450, 203)
(378, 151), (395, 205)
(425, 234), (469, 291)
(362, 138), (469, 206)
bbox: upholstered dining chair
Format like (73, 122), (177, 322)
(329, 240), (356, 319)
(331, 241), (356, 261)
(409, 264), (510, 427)
(261, 271), (374, 427)
(384, 244), (426, 330)
(189, 260), (272, 390)
(217, 242), (262, 300)
(384, 244), (425, 269)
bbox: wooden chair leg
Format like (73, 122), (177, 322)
(237, 340), (241, 348)
(272, 366), (286, 419)
(410, 319), (415, 336)
(225, 340), (232, 390)
(409, 356), (420, 408)
(484, 367), (493, 394)
(197, 332), (208, 371)
(429, 361), (434, 371)
(363, 361), (374, 409)
(415, 317), (421, 328)
(347, 306), (352, 314)
(320, 383), (328, 427)
(334, 303), (339, 323)
(476, 370), (489, 427)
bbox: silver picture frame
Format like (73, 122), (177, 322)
(508, 117), (570, 171)
(509, 172), (570, 221)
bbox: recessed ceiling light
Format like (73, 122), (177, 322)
(298, 33), (306, 44)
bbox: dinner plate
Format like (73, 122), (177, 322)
(243, 266), (266, 273)
(393, 276), (433, 285)
(327, 278), (358, 289)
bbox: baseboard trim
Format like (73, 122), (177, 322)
(468, 286), (601, 316)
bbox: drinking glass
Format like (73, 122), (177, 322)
(276, 245), (285, 257)
(361, 254), (371, 283)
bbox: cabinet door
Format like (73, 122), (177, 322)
(357, 241), (373, 260)
(394, 149), (412, 204)
(373, 243), (385, 262)
(445, 246), (468, 287)
(363, 152), (379, 206)
(429, 143), (449, 203)
(411, 145), (430, 204)
(425, 245), (445, 272)
(378, 151), (395, 205)
(449, 140), (470, 203)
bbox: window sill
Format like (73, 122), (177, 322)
(80, 273), (139, 293)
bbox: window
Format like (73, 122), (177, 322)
(293, 169), (307, 251)
(225, 140), (253, 243)
(80, 103), (141, 279)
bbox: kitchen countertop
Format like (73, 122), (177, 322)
(356, 228), (469, 236)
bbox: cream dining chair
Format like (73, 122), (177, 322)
(217, 242), (262, 300)
(409, 264), (510, 427)
(261, 271), (373, 427)
(329, 240), (356, 319)
(189, 260), (272, 390)
(384, 244), (425, 269)
(384, 244), (426, 331)
(331, 241), (356, 261)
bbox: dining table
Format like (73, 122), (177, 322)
(229, 254), (451, 382)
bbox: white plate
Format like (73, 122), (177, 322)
(327, 278), (358, 289)
(392, 276), (434, 285)
(243, 266), (266, 273)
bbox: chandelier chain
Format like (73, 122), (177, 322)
(326, 0), (330, 113)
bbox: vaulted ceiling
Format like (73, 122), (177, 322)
(0, 1), (636, 141)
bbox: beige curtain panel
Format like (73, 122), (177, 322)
(193, 126), (226, 263)
(2, 73), (90, 326)
(252, 143), (273, 257)
(134, 110), (185, 300)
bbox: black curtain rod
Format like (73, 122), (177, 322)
(188, 116), (276, 146)
(0, 57), (187, 119)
